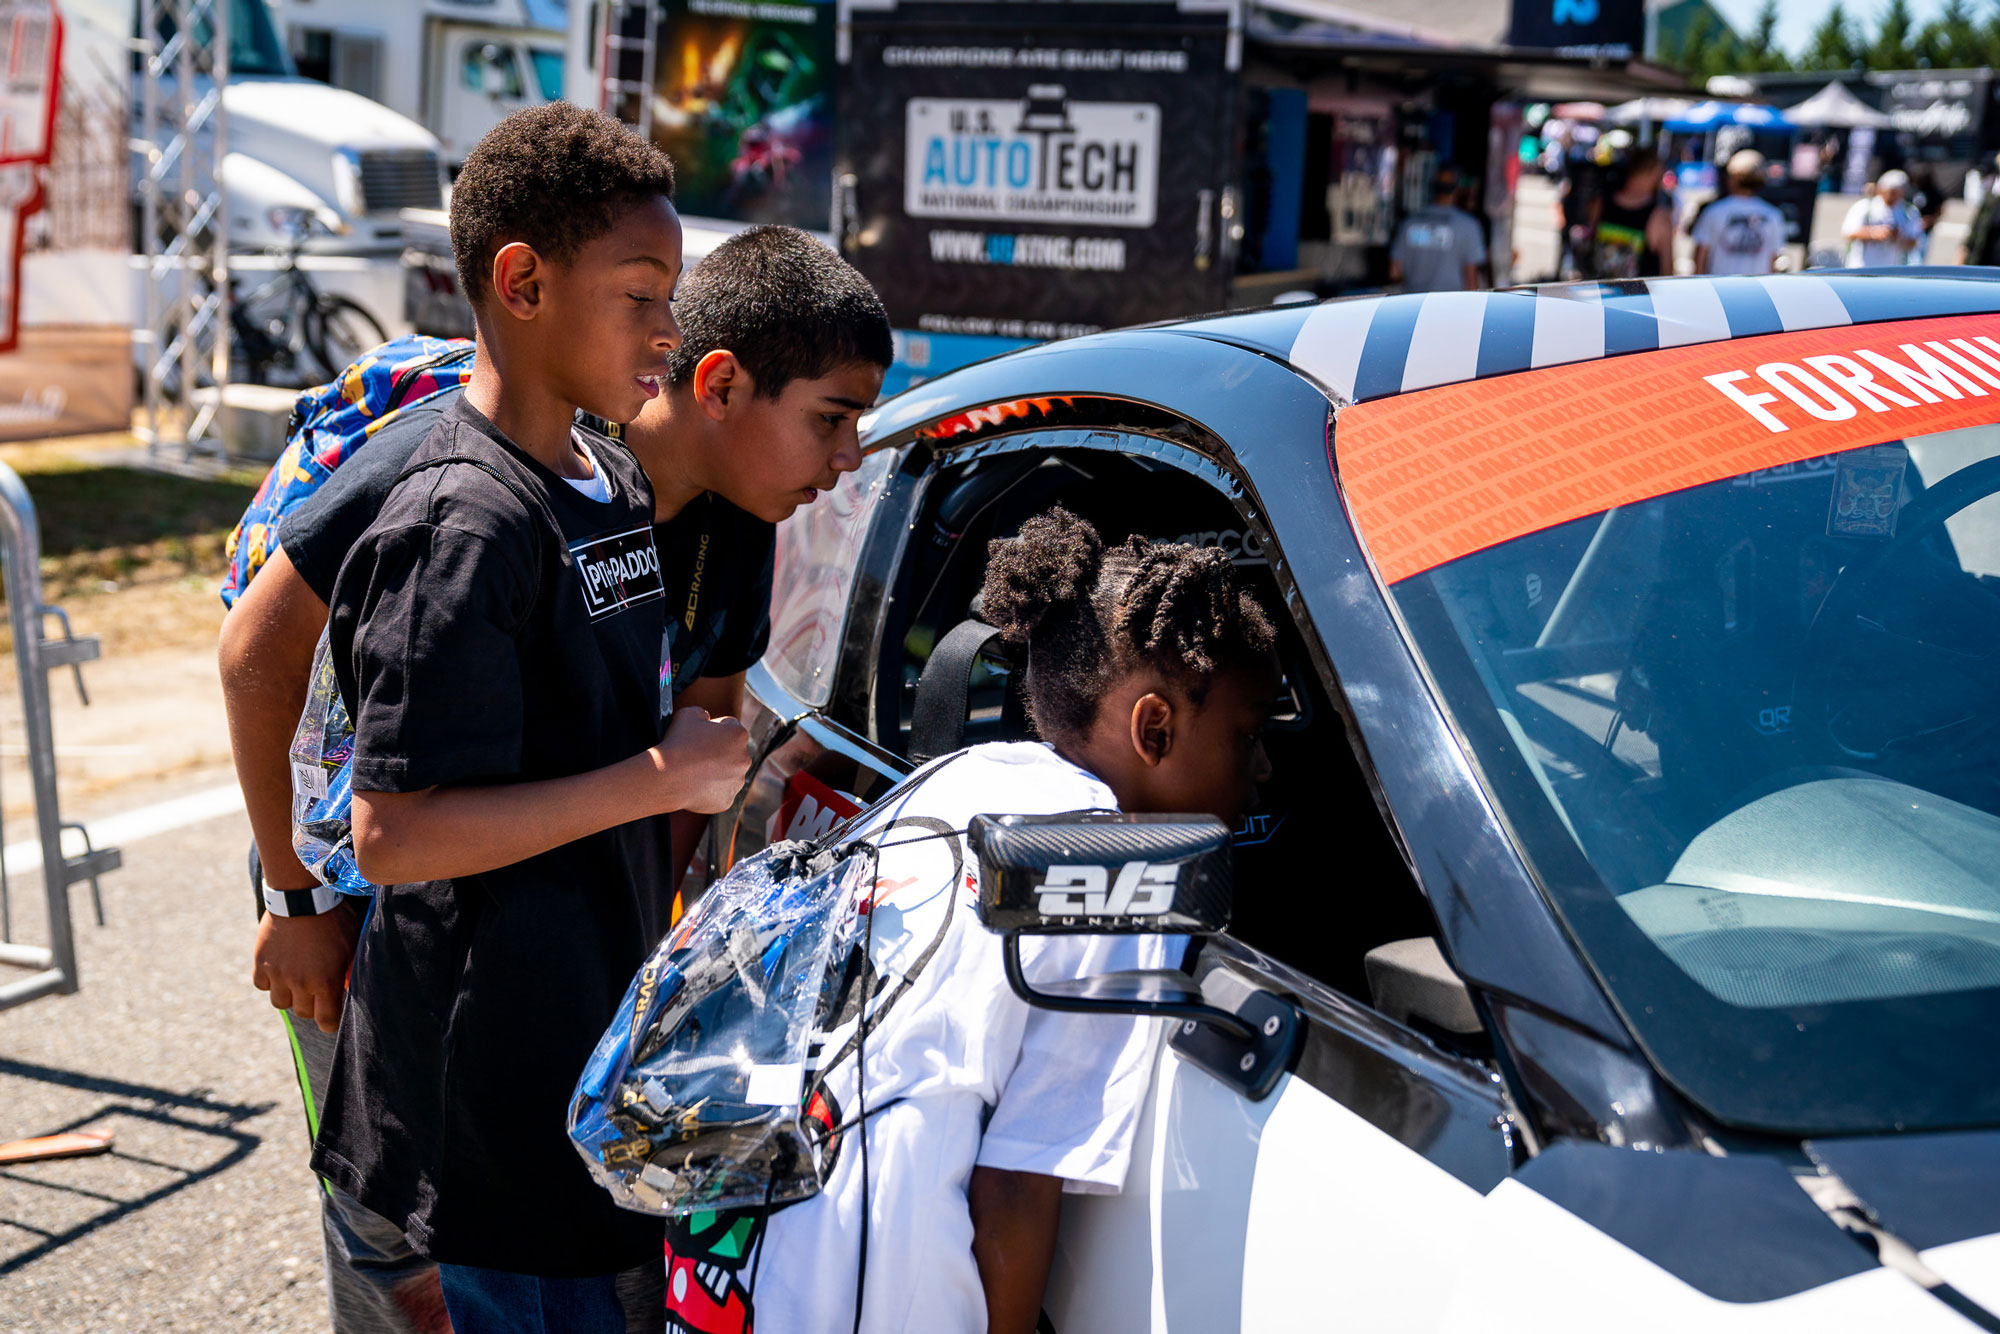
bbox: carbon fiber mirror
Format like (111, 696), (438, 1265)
(967, 812), (1233, 935)
(967, 811), (1298, 1101)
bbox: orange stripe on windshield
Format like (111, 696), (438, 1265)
(1336, 312), (2000, 584)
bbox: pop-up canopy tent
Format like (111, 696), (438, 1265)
(1663, 99), (1790, 132)
(1783, 80), (1892, 129)
(1607, 96), (1696, 124)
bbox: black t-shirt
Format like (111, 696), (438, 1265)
(283, 386), (774, 692)
(282, 399), (454, 605)
(310, 399), (673, 1274)
(658, 491), (775, 699)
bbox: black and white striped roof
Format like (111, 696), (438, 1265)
(1175, 272), (2000, 407)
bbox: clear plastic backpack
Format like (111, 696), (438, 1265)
(289, 630), (371, 896)
(568, 840), (874, 1216)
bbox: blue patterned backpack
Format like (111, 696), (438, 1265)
(220, 335), (474, 609)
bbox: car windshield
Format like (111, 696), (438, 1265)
(1370, 357), (2000, 1134)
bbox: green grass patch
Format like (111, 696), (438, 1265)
(0, 454), (264, 602)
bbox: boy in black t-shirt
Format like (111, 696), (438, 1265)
(305, 105), (751, 1331)
(218, 224), (892, 1333)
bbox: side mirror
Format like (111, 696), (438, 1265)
(969, 812), (1301, 1101)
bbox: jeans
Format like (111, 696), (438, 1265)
(438, 1265), (636, 1334)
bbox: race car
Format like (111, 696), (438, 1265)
(702, 271), (2000, 1330)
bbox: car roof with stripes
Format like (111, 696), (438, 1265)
(1167, 271), (2000, 407)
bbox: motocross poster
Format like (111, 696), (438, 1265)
(647, 0), (834, 229)
(837, 2), (1238, 340)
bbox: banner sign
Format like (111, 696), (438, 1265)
(0, 0), (61, 355)
(1336, 313), (2000, 584)
(0, 0), (130, 440)
(1506, 0), (1643, 57)
(837, 3), (1236, 340)
(903, 96), (1161, 228)
(1884, 74), (1992, 165)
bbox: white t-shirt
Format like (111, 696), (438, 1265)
(563, 430), (612, 502)
(1843, 196), (1924, 267)
(1691, 194), (1786, 276)
(664, 743), (1174, 1334)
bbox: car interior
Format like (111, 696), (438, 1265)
(850, 441), (1444, 1014)
(1402, 434), (2000, 1015)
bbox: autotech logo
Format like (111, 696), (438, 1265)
(1037, 861), (1176, 917)
(905, 86), (1160, 228)
(569, 525), (666, 621)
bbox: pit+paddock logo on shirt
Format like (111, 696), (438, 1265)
(905, 86), (1161, 229)
(569, 525), (666, 621)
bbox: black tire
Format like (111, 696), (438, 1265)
(304, 295), (389, 384)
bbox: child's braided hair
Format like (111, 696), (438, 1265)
(980, 507), (1277, 746)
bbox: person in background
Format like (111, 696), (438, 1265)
(1592, 146), (1674, 279)
(1911, 168), (1944, 262)
(1691, 150), (1786, 276)
(1389, 166), (1487, 293)
(1963, 152), (2000, 267)
(1844, 170), (1925, 267)
(1557, 140), (1601, 278)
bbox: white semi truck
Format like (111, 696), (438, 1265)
(139, 0), (450, 337)
(265, 0), (567, 170)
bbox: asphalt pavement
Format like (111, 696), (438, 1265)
(0, 764), (331, 1330)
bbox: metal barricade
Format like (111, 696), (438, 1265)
(0, 461), (121, 1011)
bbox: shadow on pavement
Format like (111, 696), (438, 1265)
(0, 1056), (273, 1275)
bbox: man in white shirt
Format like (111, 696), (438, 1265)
(1844, 170), (1925, 267)
(1691, 151), (1787, 276)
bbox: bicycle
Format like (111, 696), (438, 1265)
(228, 209), (389, 389)
(148, 207), (389, 395)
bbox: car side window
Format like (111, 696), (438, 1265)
(765, 447), (899, 709)
(873, 434), (1434, 1000)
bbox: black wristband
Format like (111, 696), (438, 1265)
(262, 877), (341, 918)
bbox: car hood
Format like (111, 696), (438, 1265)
(1448, 1138), (2000, 1328)
(1809, 1130), (2000, 1312)
(226, 77), (438, 152)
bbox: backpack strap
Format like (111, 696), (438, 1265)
(383, 342), (475, 415)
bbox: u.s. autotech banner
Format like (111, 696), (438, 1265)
(838, 5), (1235, 338)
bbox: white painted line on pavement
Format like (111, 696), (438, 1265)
(2, 782), (245, 876)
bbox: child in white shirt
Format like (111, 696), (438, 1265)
(664, 507), (1278, 1334)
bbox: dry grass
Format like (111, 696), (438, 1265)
(0, 434), (261, 651)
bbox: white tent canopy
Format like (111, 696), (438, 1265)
(1785, 81), (1892, 129)
(1607, 96), (1696, 124)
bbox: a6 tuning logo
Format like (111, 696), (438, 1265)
(1037, 862), (1177, 917)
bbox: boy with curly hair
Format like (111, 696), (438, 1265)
(307, 104), (752, 1332)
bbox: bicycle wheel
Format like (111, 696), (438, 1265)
(304, 296), (389, 384)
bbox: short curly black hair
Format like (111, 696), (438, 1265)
(665, 225), (893, 398)
(980, 507), (1278, 747)
(450, 103), (676, 306)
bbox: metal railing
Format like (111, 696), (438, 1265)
(0, 461), (121, 1011)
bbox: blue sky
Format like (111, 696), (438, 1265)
(1707, 0), (1954, 55)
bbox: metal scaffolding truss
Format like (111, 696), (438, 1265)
(132, 0), (229, 458)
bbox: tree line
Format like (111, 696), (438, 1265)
(1664, 0), (2000, 82)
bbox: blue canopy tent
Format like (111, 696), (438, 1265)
(1662, 100), (1790, 132)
